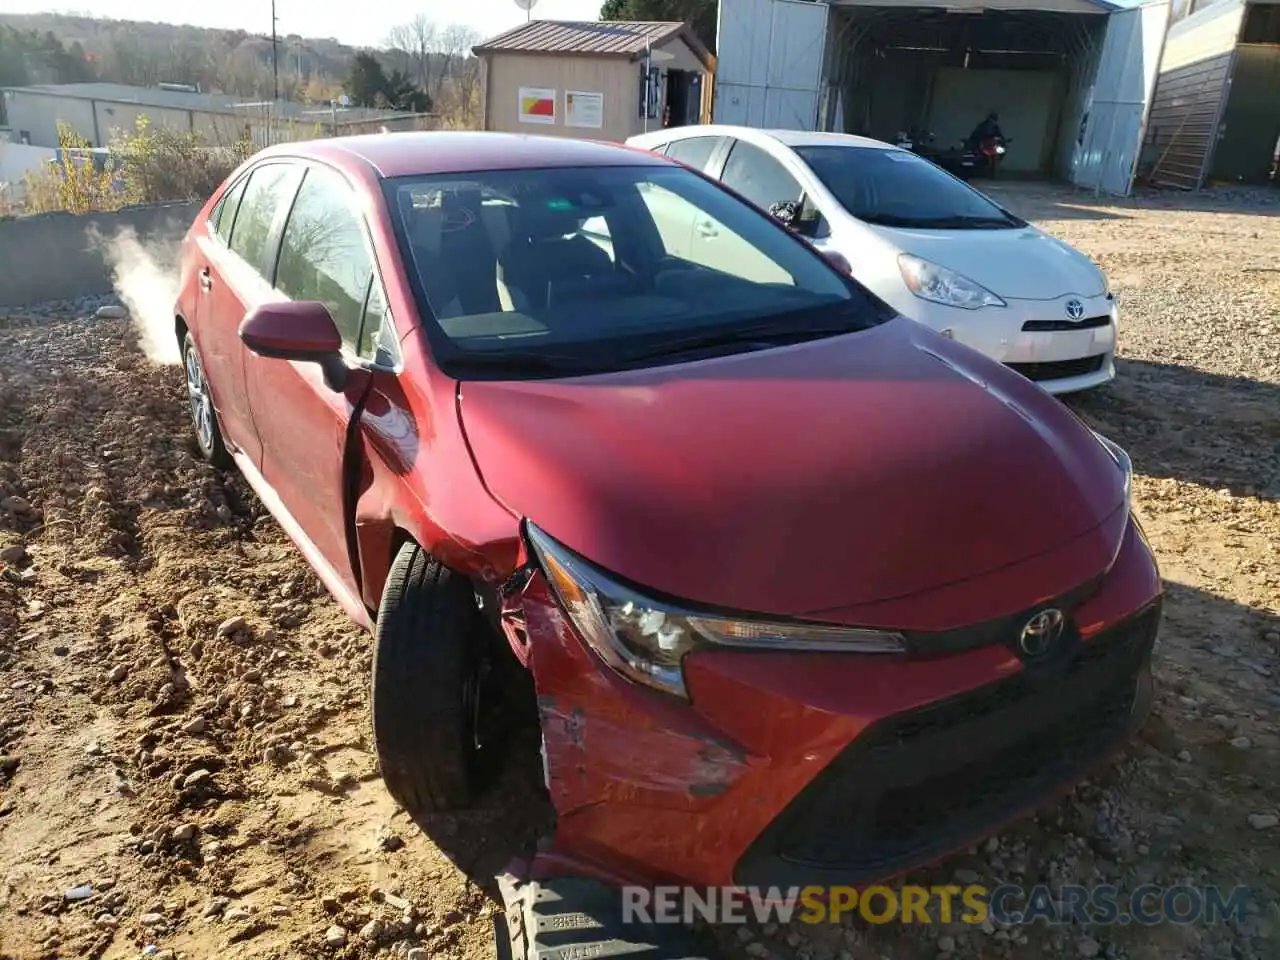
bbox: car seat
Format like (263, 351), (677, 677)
(403, 187), (501, 319)
(496, 203), (616, 313)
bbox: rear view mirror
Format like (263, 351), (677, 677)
(240, 300), (341, 361)
(767, 200), (801, 229)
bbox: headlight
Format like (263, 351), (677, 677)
(526, 524), (906, 699)
(898, 254), (1006, 310)
(1092, 431), (1133, 515)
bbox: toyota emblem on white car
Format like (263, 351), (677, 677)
(1065, 299), (1086, 321)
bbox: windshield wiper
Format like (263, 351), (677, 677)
(912, 215), (1017, 229)
(859, 213), (1015, 229)
(448, 349), (615, 376)
(858, 213), (920, 227)
(617, 311), (871, 364)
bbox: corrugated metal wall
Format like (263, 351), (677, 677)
(1211, 41), (1280, 182)
(1070, 0), (1172, 195)
(1144, 52), (1235, 186)
(1162, 0), (1246, 68)
(715, 0), (829, 128)
(1144, 0), (1245, 188)
(1054, 31), (1104, 180)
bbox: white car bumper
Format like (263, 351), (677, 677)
(910, 293), (1117, 395)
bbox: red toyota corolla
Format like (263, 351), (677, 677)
(174, 131), (1160, 891)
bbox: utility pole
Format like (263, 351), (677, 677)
(271, 0), (280, 103)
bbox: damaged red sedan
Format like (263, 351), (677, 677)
(174, 131), (1161, 891)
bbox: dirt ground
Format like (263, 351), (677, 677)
(1, 183), (1278, 960)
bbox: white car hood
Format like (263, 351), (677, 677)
(865, 223), (1106, 301)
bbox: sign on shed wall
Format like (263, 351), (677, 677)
(518, 87), (557, 124)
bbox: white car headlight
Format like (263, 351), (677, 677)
(1092, 431), (1133, 515)
(527, 523), (905, 700)
(898, 254), (1006, 310)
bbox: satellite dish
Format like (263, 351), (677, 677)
(513, 0), (538, 20)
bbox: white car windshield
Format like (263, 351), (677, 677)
(794, 146), (1026, 230)
(385, 164), (891, 378)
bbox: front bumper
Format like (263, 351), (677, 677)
(909, 292), (1118, 394)
(523, 518), (1160, 890)
(735, 603), (1156, 887)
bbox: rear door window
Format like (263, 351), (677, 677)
(210, 176), (248, 243)
(665, 136), (723, 172)
(274, 165), (384, 359)
(637, 182), (794, 285)
(227, 164), (300, 276)
(720, 140), (803, 212)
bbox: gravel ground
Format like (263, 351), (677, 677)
(0, 182), (1278, 960)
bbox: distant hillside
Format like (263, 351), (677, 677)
(0, 12), (480, 109)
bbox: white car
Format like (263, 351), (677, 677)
(625, 126), (1117, 394)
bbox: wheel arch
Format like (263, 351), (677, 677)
(354, 518), (445, 617)
(355, 515), (518, 621)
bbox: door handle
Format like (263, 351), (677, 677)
(695, 220), (718, 239)
(198, 268), (213, 292)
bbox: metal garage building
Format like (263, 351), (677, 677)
(1144, 0), (1280, 189)
(713, 0), (1172, 195)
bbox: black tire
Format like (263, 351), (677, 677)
(181, 332), (231, 469)
(372, 542), (488, 815)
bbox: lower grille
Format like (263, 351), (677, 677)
(1006, 354), (1106, 382)
(734, 602), (1161, 888)
(1022, 316), (1112, 333)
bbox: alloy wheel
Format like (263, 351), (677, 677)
(185, 345), (215, 453)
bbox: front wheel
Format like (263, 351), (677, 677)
(371, 543), (492, 816)
(182, 332), (231, 468)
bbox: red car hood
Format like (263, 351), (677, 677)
(457, 319), (1126, 617)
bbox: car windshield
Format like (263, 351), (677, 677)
(384, 164), (891, 378)
(794, 145), (1025, 230)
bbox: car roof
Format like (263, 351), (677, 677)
(632, 125), (894, 152)
(256, 131), (670, 180)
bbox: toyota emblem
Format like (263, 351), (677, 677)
(1019, 608), (1065, 657)
(1065, 298), (1086, 321)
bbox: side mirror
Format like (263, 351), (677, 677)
(239, 300), (348, 390)
(767, 200), (801, 229)
(240, 300), (341, 361)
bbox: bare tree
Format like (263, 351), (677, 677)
(384, 14), (439, 97)
(407, 14), (438, 93)
(384, 23), (415, 76)
(453, 56), (481, 124)
(436, 24), (480, 94)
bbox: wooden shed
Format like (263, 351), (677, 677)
(473, 20), (715, 143)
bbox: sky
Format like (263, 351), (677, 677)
(4, 0), (604, 48)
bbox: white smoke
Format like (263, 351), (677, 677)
(94, 226), (182, 366)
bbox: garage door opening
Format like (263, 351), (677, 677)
(822, 5), (1111, 179)
(714, 0), (1170, 195)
